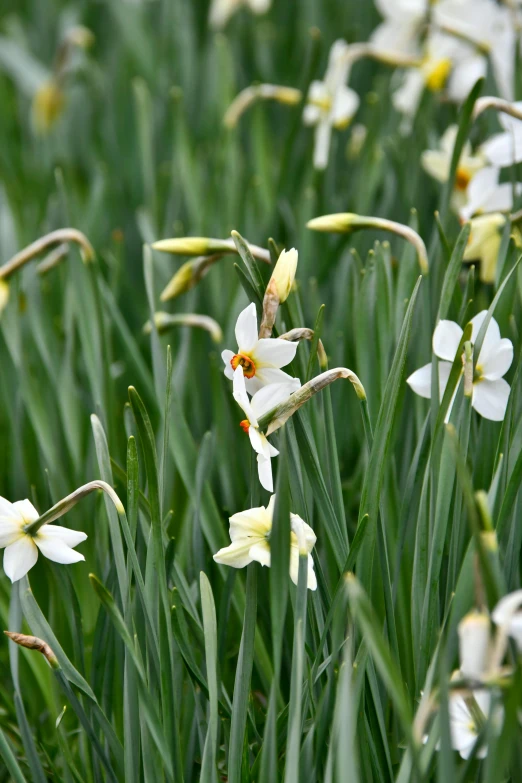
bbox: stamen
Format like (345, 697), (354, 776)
(231, 353), (256, 378)
(455, 167), (471, 191)
(239, 419), (250, 433)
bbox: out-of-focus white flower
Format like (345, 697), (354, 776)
(222, 303), (301, 395)
(0, 497), (87, 583)
(213, 494), (317, 589)
(492, 590), (522, 651)
(303, 40), (360, 169)
(232, 366), (296, 492)
(421, 125), (486, 212)
(459, 166), (522, 222)
(463, 213), (507, 284)
(370, 0), (428, 57)
(407, 312), (513, 421)
(433, 0), (515, 100)
(482, 101), (522, 167)
(458, 610), (491, 680)
(209, 0), (270, 29)
(448, 690), (491, 759)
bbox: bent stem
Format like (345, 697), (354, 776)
(0, 229), (95, 280)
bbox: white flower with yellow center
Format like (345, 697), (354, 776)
(421, 125), (486, 212)
(208, 0), (270, 29)
(482, 101), (522, 168)
(303, 40), (360, 170)
(447, 690), (491, 759)
(232, 366), (296, 492)
(459, 166), (522, 222)
(407, 311), (513, 421)
(222, 302), (301, 395)
(0, 497), (87, 583)
(213, 495), (317, 590)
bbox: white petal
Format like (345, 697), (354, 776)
(254, 338), (298, 368)
(331, 86), (359, 128)
(250, 381), (296, 419)
(213, 539), (255, 569)
(303, 103), (321, 126)
(234, 303), (258, 353)
(392, 69), (424, 118)
(313, 121), (332, 170)
(12, 499), (39, 523)
(0, 517), (24, 547)
(462, 166), (499, 219)
(480, 338), (513, 380)
(469, 311), (500, 359)
(39, 525), (88, 548)
(290, 513), (317, 553)
(307, 80), (329, 105)
(421, 149), (451, 183)
(472, 378), (510, 421)
(267, 441), (279, 457)
(233, 366), (257, 426)
(257, 454), (274, 492)
(482, 182), (516, 214)
(221, 349), (235, 380)
(433, 320), (463, 361)
(248, 541), (271, 568)
(446, 55), (487, 104)
(229, 507), (270, 541)
(289, 546), (317, 590)
(482, 130), (522, 168)
(3, 537), (38, 582)
(407, 363), (432, 399)
(0, 497), (20, 520)
(492, 590), (522, 626)
(35, 536), (85, 565)
(249, 426), (269, 457)
(245, 369), (300, 395)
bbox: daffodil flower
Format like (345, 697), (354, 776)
(209, 0), (270, 29)
(421, 125), (486, 212)
(482, 101), (522, 167)
(232, 366), (296, 492)
(370, 0), (428, 58)
(222, 303), (301, 395)
(0, 497), (87, 583)
(447, 690), (491, 759)
(463, 213), (507, 284)
(407, 312), (513, 421)
(459, 166), (522, 222)
(213, 495), (317, 589)
(303, 40), (360, 170)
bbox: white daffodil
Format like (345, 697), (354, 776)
(222, 302), (301, 395)
(0, 497), (87, 583)
(303, 40), (360, 170)
(422, 125), (486, 212)
(209, 0), (270, 29)
(463, 213), (507, 284)
(232, 365), (296, 492)
(370, 0), (427, 57)
(492, 590), (522, 652)
(459, 166), (522, 222)
(213, 494), (317, 590)
(433, 0), (515, 100)
(407, 311), (513, 421)
(448, 689), (491, 759)
(482, 101), (522, 168)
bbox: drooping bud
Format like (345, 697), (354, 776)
(5, 631), (59, 669)
(160, 256), (219, 301)
(458, 610), (491, 680)
(307, 213), (429, 274)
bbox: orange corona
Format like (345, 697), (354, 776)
(231, 353), (256, 378)
(239, 419), (250, 433)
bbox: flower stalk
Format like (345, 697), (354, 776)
(143, 312), (223, 342)
(307, 213), (429, 274)
(0, 229), (95, 281)
(224, 84), (302, 128)
(472, 97), (522, 123)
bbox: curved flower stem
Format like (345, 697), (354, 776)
(307, 213), (429, 274)
(0, 228), (95, 280)
(340, 42), (421, 69)
(23, 480), (124, 536)
(224, 84), (302, 128)
(472, 96), (522, 123)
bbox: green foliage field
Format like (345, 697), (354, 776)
(0, 1), (521, 781)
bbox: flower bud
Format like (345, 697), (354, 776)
(0, 280), (9, 314)
(5, 631), (59, 668)
(269, 247), (298, 303)
(152, 237), (230, 256)
(160, 256), (217, 301)
(458, 610), (491, 680)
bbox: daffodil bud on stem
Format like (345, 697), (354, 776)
(152, 236), (270, 262)
(279, 328), (328, 369)
(143, 312), (223, 342)
(160, 254), (223, 300)
(458, 610), (491, 681)
(5, 631), (59, 669)
(224, 84), (302, 128)
(258, 367), (366, 435)
(0, 229), (95, 281)
(23, 480), (124, 537)
(259, 248), (298, 338)
(472, 96), (522, 123)
(307, 213), (429, 274)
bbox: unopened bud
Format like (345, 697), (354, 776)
(269, 247), (298, 304)
(458, 610), (491, 680)
(0, 280), (9, 314)
(5, 631), (59, 668)
(152, 237), (231, 256)
(160, 255), (218, 301)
